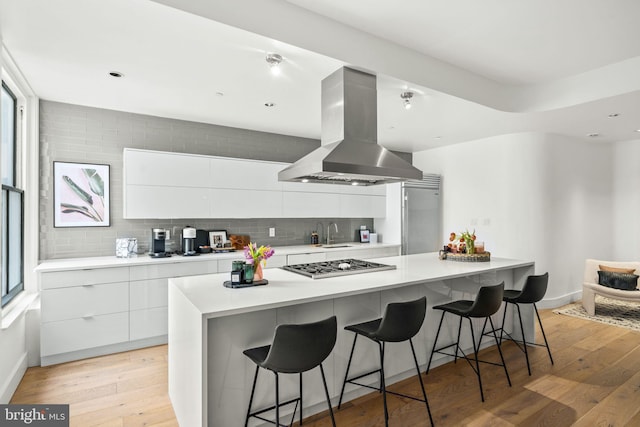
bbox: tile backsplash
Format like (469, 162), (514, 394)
(39, 101), (377, 259)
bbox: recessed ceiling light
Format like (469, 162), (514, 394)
(608, 113), (620, 118)
(635, 129), (640, 133)
(264, 102), (275, 107)
(587, 133), (600, 137)
(108, 71), (123, 78)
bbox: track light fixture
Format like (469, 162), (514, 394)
(400, 91), (414, 109)
(266, 53), (283, 76)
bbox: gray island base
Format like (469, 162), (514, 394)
(168, 253), (534, 426)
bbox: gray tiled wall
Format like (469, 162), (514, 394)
(39, 101), (374, 259)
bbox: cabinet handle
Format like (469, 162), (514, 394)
(81, 315), (95, 319)
(82, 284), (94, 288)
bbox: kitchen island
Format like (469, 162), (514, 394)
(168, 253), (534, 427)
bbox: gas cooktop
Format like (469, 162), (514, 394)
(282, 258), (396, 279)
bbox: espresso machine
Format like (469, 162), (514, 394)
(149, 228), (171, 258)
(182, 226), (197, 256)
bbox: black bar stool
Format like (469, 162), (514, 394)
(499, 272), (553, 375)
(243, 316), (337, 427)
(338, 296), (434, 427)
(426, 282), (510, 402)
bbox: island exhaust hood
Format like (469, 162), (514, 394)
(278, 67), (423, 186)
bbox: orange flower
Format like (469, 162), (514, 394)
(449, 232), (456, 242)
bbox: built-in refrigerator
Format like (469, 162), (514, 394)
(401, 175), (441, 255)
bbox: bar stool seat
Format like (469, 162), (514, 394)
(243, 316), (337, 427)
(499, 272), (554, 375)
(426, 282), (511, 402)
(338, 296), (434, 427)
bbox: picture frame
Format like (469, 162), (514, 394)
(359, 229), (370, 243)
(54, 161), (110, 227)
(209, 230), (228, 248)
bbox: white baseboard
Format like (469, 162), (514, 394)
(539, 290), (582, 309)
(0, 351), (27, 404)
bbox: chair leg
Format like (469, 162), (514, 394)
(489, 316), (511, 387)
(338, 334), (358, 408)
(244, 365), (260, 427)
(409, 338), (434, 427)
(299, 372), (303, 425)
(514, 303), (531, 375)
(534, 303), (554, 365)
(319, 364), (337, 427)
(468, 317), (484, 402)
(379, 342), (389, 426)
(426, 311), (446, 374)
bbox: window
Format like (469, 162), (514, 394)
(1, 81), (23, 307)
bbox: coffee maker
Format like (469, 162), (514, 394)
(182, 226), (197, 256)
(149, 228), (171, 258)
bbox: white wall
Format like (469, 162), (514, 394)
(413, 132), (613, 307)
(612, 139), (640, 260)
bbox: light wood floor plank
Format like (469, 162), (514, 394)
(10, 310), (640, 426)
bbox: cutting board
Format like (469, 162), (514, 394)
(229, 235), (251, 250)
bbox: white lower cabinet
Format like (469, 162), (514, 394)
(38, 245), (399, 364)
(41, 312), (129, 357)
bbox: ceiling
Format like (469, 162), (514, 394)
(1, 0), (639, 153)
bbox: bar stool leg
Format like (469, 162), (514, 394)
(338, 334), (358, 409)
(499, 302), (509, 344)
(426, 311), (446, 374)
(299, 372), (303, 425)
(319, 364), (337, 427)
(454, 315), (463, 363)
(274, 372), (280, 427)
(489, 316), (511, 386)
(379, 342), (389, 426)
(468, 318), (484, 402)
(514, 303), (531, 375)
(244, 365), (260, 427)
(534, 303), (554, 365)
(409, 338), (434, 426)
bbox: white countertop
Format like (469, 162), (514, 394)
(170, 253), (533, 319)
(34, 243), (400, 272)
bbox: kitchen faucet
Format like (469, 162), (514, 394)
(327, 222), (338, 245)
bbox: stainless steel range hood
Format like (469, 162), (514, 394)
(278, 67), (423, 186)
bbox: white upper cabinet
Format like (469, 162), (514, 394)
(123, 148), (387, 219)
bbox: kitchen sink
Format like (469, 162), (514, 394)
(321, 244), (352, 249)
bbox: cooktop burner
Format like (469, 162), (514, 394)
(282, 258), (396, 279)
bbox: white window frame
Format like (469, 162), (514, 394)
(0, 45), (38, 325)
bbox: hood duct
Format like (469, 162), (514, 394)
(278, 67), (423, 186)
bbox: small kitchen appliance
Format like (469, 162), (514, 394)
(149, 228), (171, 258)
(182, 226), (197, 256)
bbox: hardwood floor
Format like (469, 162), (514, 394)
(11, 309), (640, 426)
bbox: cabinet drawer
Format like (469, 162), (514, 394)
(130, 307), (168, 341)
(41, 312), (129, 357)
(130, 262), (217, 280)
(41, 282), (129, 322)
(130, 279), (168, 310)
(40, 267), (129, 290)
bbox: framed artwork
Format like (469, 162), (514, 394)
(359, 229), (370, 243)
(54, 161), (110, 227)
(209, 230), (228, 248)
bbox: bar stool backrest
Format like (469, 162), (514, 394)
(467, 282), (504, 318)
(374, 296), (427, 343)
(515, 273), (549, 304)
(262, 316), (337, 374)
